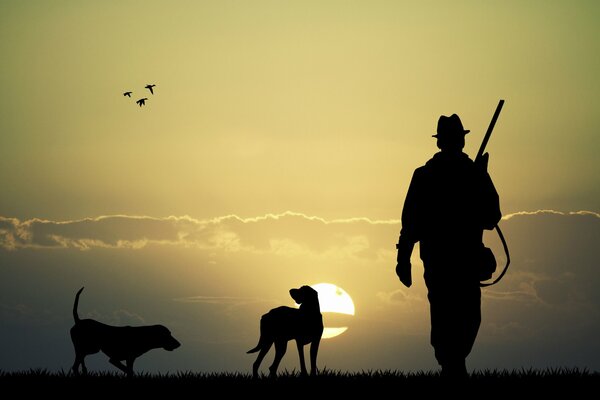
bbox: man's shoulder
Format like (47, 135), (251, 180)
(415, 154), (441, 174)
(412, 164), (429, 178)
(410, 164), (434, 187)
(423, 152), (474, 169)
(412, 152), (477, 181)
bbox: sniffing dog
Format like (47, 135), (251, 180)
(247, 285), (324, 378)
(70, 287), (180, 377)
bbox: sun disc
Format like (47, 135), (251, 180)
(312, 283), (355, 315)
(309, 283), (355, 339)
(322, 327), (348, 339)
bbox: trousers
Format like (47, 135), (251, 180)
(425, 269), (481, 372)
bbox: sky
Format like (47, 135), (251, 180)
(0, 1), (599, 374)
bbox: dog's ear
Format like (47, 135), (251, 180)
(289, 288), (303, 304)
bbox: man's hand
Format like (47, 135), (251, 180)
(396, 239), (414, 288)
(396, 260), (412, 288)
(475, 152), (489, 172)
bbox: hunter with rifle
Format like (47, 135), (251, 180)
(395, 101), (505, 378)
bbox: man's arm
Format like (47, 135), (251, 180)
(396, 237), (414, 287)
(395, 169), (422, 288)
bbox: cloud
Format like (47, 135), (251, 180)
(0, 212), (400, 260)
(72, 308), (147, 326)
(111, 309), (146, 325)
(377, 288), (424, 305)
(0, 303), (59, 327)
(173, 296), (267, 306)
(484, 321), (533, 339)
(1, 211), (598, 293)
(0, 209), (599, 371)
(0, 215), (185, 250)
(2, 209), (595, 252)
(488, 210), (599, 304)
(502, 210), (600, 220)
(1, 210), (598, 284)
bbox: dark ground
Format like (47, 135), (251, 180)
(1, 369), (597, 397)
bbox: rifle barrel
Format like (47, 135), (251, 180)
(476, 99), (505, 162)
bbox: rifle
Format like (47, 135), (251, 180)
(476, 99), (504, 164)
(477, 99), (510, 287)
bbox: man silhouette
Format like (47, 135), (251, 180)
(395, 113), (501, 377)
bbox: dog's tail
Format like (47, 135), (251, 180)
(246, 341), (262, 354)
(247, 317), (269, 353)
(246, 342), (261, 354)
(73, 287), (84, 323)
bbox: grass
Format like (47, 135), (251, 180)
(1, 368), (597, 396)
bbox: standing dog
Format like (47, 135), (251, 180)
(247, 285), (324, 378)
(70, 287), (180, 377)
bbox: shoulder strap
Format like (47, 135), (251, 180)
(480, 224), (510, 287)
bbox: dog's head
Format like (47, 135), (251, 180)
(153, 325), (181, 351)
(289, 285), (320, 310)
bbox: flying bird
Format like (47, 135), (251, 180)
(123, 91), (132, 97)
(136, 98), (148, 107)
(145, 84), (156, 95)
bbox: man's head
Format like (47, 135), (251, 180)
(433, 114), (469, 152)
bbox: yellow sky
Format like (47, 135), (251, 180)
(0, 1), (598, 221)
(0, 1), (599, 374)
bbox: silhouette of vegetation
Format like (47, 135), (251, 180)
(1, 368), (597, 395)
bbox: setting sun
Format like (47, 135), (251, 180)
(311, 283), (355, 339)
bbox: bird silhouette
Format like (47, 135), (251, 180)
(145, 84), (156, 95)
(123, 91), (132, 97)
(136, 98), (148, 107)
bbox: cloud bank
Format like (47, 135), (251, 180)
(0, 212), (401, 263)
(0, 210), (598, 372)
(2, 210), (595, 253)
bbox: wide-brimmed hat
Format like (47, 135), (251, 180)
(433, 114), (470, 138)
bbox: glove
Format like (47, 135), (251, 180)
(396, 238), (413, 287)
(396, 259), (412, 288)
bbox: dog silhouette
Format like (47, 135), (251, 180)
(70, 287), (180, 377)
(247, 285), (323, 378)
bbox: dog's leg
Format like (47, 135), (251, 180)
(296, 341), (308, 377)
(252, 342), (272, 378)
(71, 354), (83, 375)
(109, 358), (129, 375)
(269, 340), (287, 378)
(80, 358), (88, 375)
(71, 358), (79, 375)
(125, 358), (135, 378)
(309, 339), (320, 376)
(71, 352), (89, 376)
